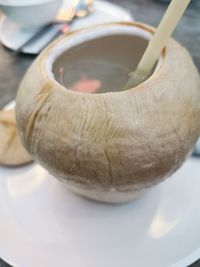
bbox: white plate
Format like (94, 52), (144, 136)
(1, 102), (200, 267)
(0, 0), (133, 54)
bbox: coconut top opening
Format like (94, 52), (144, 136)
(46, 24), (163, 94)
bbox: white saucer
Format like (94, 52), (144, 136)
(1, 102), (200, 267)
(0, 0), (133, 54)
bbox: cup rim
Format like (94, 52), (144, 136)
(0, 0), (60, 7)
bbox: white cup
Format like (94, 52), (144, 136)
(0, 0), (63, 29)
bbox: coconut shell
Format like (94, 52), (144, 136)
(16, 22), (200, 202)
(0, 109), (33, 166)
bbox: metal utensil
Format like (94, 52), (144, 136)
(16, 0), (93, 54)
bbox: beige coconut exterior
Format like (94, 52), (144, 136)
(16, 22), (200, 203)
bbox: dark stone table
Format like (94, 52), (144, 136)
(0, 0), (199, 266)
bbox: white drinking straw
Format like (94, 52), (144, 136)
(124, 0), (192, 90)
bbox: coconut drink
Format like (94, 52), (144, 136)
(15, 19), (200, 203)
(15, 0), (200, 205)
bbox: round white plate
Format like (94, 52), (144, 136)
(1, 102), (200, 267)
(0, 0), (133, 54)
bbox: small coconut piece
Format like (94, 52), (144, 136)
(0, 109), (33, 166)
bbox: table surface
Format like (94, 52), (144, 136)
(0, 0), (200, 266)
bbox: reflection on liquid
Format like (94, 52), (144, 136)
(7, 165), (47, 198)
(71, 76), (102, 93)
(149, 212), (179, 239)
(57, 67), (102, 93)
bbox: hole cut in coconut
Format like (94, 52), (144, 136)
(48, 25), (163, 94)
